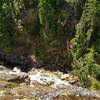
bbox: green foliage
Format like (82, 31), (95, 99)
(37, 0), (73, 69)
(36, 32), (49, 58)
(0, 0), (14, 48)
(66, 0), (87, 19)
(72, 0), (97, 59)
(89, 77), (100, 90)
(38, 0), (46, 25)
(71, 0), (100, 88)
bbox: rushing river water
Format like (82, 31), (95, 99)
(0, 65), (100, 100)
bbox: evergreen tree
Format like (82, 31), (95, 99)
(71, 0), (100, 88)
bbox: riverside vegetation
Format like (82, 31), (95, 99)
(0, 0), (100, 93)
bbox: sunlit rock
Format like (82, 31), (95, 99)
(60, 74), (70, 80)
(13, 67), (21, 74)
(0, 65), (6, 71)
(0, 91), (5, 96)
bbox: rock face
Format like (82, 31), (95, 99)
(0, 50), (38, 72)
(0, 65), (30, 84)
(0, 66), (18, 81)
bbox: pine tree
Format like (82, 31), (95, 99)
(71, 0), (100, 88)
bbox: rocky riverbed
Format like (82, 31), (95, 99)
(0, 65), (100, 100)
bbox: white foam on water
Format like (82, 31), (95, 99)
(28, 71), (70, 88)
